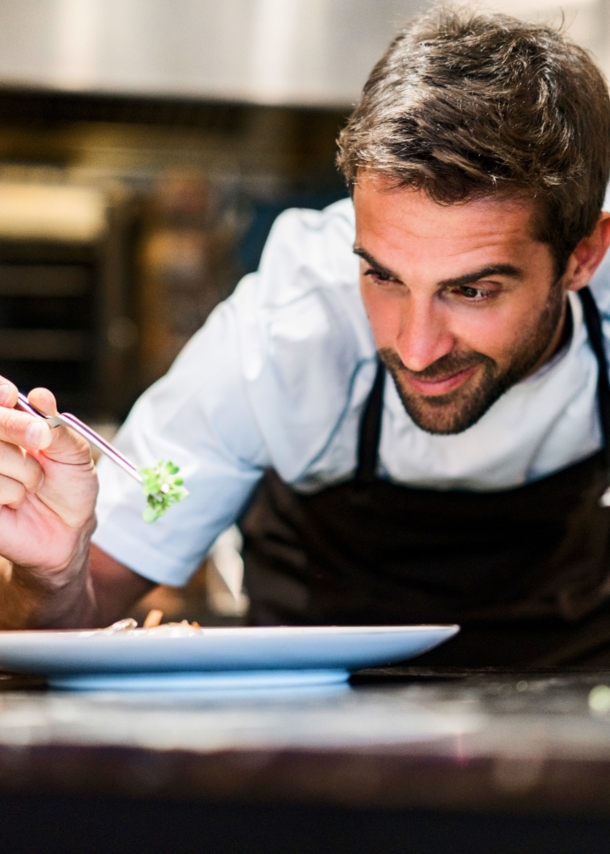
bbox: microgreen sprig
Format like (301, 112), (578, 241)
(138, 461), (189, 523)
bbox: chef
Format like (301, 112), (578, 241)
(0, 8), (609, 667)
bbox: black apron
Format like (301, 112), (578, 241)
(240, 287), (610, 667)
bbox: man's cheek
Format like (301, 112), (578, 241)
(373, 288), (409, 320)
(452, 312), (513, 364)
(361, 290), (398, 343)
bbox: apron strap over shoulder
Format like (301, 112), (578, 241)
(355, 359), (386, 484)
(579, 287), (610, 464)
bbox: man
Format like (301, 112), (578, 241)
(0, 8), (609, 666)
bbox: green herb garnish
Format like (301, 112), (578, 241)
(139, 461), (189, 523)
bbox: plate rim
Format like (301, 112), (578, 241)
(0, 623), (460, 640)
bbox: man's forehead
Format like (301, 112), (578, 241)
(353, 176), (539, 244)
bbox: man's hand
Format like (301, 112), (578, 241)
(0, 378), (98, 627)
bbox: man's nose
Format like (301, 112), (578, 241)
(395, 297), (455, 373)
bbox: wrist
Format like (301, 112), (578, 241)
(9, 516), (97, 628)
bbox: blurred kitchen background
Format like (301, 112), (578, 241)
(0, 0), (606, 623)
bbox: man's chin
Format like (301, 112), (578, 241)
(394, 379), (499, 435)
(378, 347), (499, 434)
(407, 409), (478, 436)
(401, 399), (481, 434)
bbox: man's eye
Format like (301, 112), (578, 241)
(364, 268), (393, 283)
(458, 286), (490, 301)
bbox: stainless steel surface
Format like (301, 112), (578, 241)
(15, 392), (142, 483)
(0, 0), (427, 107)
(0, 1), (605, 108)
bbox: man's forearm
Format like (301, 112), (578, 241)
(0, 540), (156, 630)
(88, 543), (155, 627)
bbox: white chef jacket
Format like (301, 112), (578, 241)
(92, 198), (610, 586)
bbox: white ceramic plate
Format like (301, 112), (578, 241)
(0, 624), (459, 690)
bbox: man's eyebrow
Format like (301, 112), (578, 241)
(353, 246), (400, 280)
(438, 264), (525, 288)
(353, 248), (524, 289)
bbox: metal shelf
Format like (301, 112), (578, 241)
(0, 329), (90, 360)
(0, 264), (89, 297)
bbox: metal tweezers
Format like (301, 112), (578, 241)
(15, 392), (143, 484)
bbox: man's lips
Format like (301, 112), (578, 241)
(402, 364), (479, 397)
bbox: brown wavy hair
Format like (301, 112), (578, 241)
(337, 7), (610, 274)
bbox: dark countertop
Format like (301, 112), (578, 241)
(3, 668), (610, 853)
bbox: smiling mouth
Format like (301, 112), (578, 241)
(403, 365), (479, 397)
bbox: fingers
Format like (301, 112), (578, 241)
(0, 404), (51, 451)
(27, 387), (90, 466)
(0, 378), (88, 466)
(0, 376), (52, 451)
(0, 472), (27, 510)
(0, 432), (45, 511)
(0, 440), (44, 494)
(0, 377), (58, 418)
(0, 378), (18, 409)
(0, 434), (44, 509)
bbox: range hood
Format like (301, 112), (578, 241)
(0, 0), (605, 109)
(0, 0), (426, 108)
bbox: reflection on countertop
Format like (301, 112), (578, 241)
(2, 668), (610, 851)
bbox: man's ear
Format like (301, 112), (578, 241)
(566, 212), (610, 292)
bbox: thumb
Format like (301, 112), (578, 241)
(27, 387), (59, 418)
(27, 388), (91, 465)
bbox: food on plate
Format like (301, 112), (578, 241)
(138, 460), (189, 523)
(142, 608), (164, 628)
(102, 611), (202, 634)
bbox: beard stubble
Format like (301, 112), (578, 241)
(379, 283), (566, 435)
